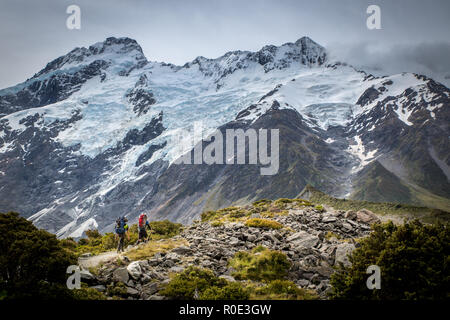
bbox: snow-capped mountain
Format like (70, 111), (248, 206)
(0, 36), (448, 238)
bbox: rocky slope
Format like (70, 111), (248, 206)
(0, 36), (448, 237)
(78, 202), (380, 300)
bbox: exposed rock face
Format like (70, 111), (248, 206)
(335, 243), (356, 268)
(356, 209), (381, 224)
(84, 205), (375, 300)
(112, 267), (129, 283)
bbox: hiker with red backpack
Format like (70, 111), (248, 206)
(115, 216), (130, 253)
(137, 213), (152, 244)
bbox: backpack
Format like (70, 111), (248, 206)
(115, 217), (126, 234)
(138, 214), (146, 228)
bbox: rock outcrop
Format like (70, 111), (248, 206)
(81, 205), (376, 300)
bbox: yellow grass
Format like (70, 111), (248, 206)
(126, 238), (189, 261)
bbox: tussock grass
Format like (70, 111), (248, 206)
(229, 246), (291, 281)
(126, 238), (188, 261)
(244, 218), (283, 229)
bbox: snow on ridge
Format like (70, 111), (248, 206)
(57, 217), (98, 238)
(347, 135), (378, 172)
(393, 105), (414, 126)
(238, 64), (375, 128)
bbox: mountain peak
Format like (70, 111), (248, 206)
(294, 36), (316, 45)
(184, 36), (326, 82)
(88, 37), (144, 56)
(33, 36), (146, 79)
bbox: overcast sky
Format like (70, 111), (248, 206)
(0, 0), (449, 88)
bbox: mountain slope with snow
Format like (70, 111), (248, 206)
(0, 36), (448, 237)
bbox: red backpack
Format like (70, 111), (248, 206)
(138, 214), (146, 228)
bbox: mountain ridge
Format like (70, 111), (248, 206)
(0, 36), (448, 237)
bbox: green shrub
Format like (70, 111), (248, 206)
(150, 220), (183, 238)
(211, 221), (224, 227)
(101, 232), (118, 250)
(84, 229), (102, 239)
(201, 210), (220, 222)
(330, 220), (450, 300)
(78, 238), (89, 246)
(200, 282), (250, 300)
(106, 282), (128, 298)
(273, 198), (313, 208)
(160, 266), (239, 299)
(60, 238), (78, 250)
(229, 209), (247, 218)
(73, 284), (106, 300)
(229, 247), (291, 281)
(314, 205), (325, 212)
(245, 218), (283, 229)
(274, 198), (295, 205)
(252, 280), (318, 300)
(253, 199), (272, 206)
(127, 224), (139, 244)
(325, 231), (341, 240)
(0, 212), (77, 299)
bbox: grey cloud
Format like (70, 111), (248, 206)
(328, 41), (450, 86)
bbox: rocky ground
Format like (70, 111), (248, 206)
(78, 206), (380, 300)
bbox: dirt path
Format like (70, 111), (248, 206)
(78, 251), (121, 269)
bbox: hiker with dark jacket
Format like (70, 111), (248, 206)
(115, 216), (130, 253)
(137, 213), (152, 244)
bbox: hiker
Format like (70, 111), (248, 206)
(115, 216), (130, 253)
(137, 213), (152, 244)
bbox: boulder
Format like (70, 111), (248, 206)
(169, 266), (184, 273)
(311, 262), (334, 277)
(287, 231), (309, 242)
(142, 282), (159, 297)
(310, 273), (320, 284)
(162, 259), (175, 268)
(113, 267), (129, 283)
(138, 260), (150, 270)
(322, 215), (337, 223)
(127, 261), (143, 280)
(356, 209), (380, 224)
(263, 233), (279, 244)
(316, 280), (329, 293)
(297, 279), (309, 287)
(287, 231), (319, 248)
(171, 246), (192, 255)
(165, 252), (180, 262)
(246, 234), (256, 242)
(342, 222), (353, 231)
(334, 243), (355, 267)
(148, 257), (162, 266)
(126, 286), (139, 297)
(229, 237), (240, 246)
(89, 285), (106, 292)
(79, 269), (95, 282)
(218, 275), (236, 282)
(344, 210), (357, 220)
